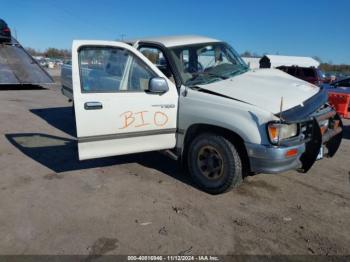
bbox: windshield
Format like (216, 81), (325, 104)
(169, 42), (248, 86)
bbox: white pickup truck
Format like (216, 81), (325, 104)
(61, 35), (343, 194)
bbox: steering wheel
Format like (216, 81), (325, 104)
(184, 61), (204, 73)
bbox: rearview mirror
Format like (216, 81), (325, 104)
(148, 77), (169, 94)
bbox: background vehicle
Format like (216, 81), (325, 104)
(0, 19), (11, 43)
(323, 77), (350, 110)
(323, 77), (350, 93)
(324, 72), (337, 84)
(277, 65), (325, 86)
(60, 60), (73, 100)
(332, 77), (350, 89)
(48, 60), (55, 69)
(38, 59), (47, 68)
(61, 36), (342, 194)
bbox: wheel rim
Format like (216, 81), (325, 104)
(197, 145), (224, 180)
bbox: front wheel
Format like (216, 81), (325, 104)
(187, 133), (243, 194)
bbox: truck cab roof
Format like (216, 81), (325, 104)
(125, 35), (220, 48)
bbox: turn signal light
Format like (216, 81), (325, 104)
(320, 125), (328, 135)
(285, 148), (298, 158)
(268, 125), (279, 143)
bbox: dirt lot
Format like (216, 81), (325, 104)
(0, 75), (349, 256)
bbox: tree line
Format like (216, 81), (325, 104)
(319, 63), (350, 75)
(26, 47), (70, 59)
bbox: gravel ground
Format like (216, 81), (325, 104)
(0, 79), (349, 256)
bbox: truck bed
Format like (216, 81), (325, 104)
(61, 63), (73, 100)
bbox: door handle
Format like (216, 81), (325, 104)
(84, 102), (103, 110)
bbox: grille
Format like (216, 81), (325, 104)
(300, 121), (314, 143)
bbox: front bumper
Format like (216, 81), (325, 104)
(245, 142), (305, 174)
(246, 107), (343, 174)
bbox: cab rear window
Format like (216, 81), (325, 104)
(302, 68), (316, 77)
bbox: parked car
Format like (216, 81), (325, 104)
(322, 77), (350, 112)
(38, 59), (47, 68)
(323, 77), (350, 92)
(0, 19), (11, 43)
(55, 59), (64, 66)
(277, 66), (325, 86)
(47, 61), (55, 69)
(60, 35), (343, 194)
(332, 77), (350, 88)
(323, 77), (350, 98)
(323, 72), (336, 84)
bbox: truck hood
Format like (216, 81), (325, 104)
(197, 69), (320, 114)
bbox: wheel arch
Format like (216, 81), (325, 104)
(180, 124), (251, 175)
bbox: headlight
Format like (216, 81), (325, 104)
(267, 122), (298, 144)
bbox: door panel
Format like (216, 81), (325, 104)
(72, 41), (178, 160)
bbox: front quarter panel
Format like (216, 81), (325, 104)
(178, 87), (276, 146)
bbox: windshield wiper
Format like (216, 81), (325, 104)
(205, 72), (229, 80)
(225, 68), (247, 78)
(187, 72), (227, 83)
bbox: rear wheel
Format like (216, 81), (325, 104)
(188, 133), (243, 194)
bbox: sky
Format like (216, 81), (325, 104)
(1, 0), (349, 64)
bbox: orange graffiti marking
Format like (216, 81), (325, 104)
(135, 111), (151, 127)
(154, 111), (169, 127)
(119, 110), (169, 129)
(119, 111), (135, 129)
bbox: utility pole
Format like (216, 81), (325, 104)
(119, 34), (126, 41)
(14, 28), (18, 40)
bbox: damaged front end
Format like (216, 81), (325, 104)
(278, 88), (343, 173)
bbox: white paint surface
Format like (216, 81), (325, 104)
(198, 68), (320, 113)
(72, 40), (178, 160)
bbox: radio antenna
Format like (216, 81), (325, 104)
(279, 96), (284, 121)
(278, 96), (284, 145)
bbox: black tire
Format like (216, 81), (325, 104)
(188, 133), (243, 194)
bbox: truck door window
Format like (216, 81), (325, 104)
(79, 46), (156, 92)
(79, 47), (127, 92)
(139, 47), (175, 83)
(127, 56), (156, 91)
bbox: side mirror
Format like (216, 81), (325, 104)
(148, 77), (169, 94)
